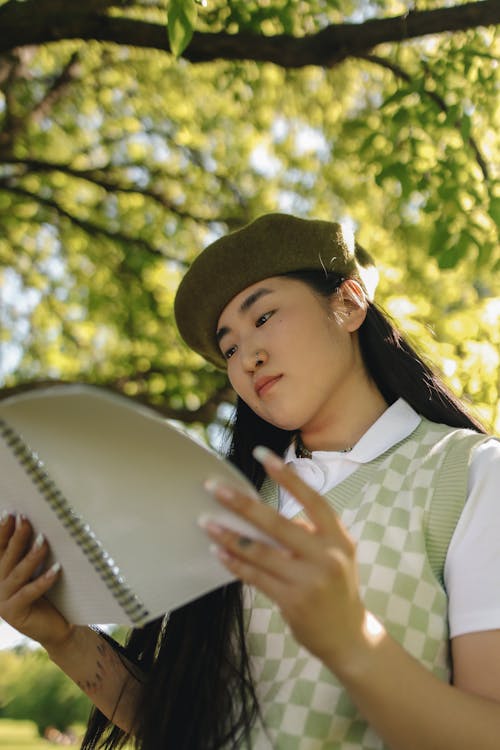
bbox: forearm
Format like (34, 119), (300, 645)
(331, 614), (500, 750)
(45, 625), (143, 733)
(0, 517), (143, 732)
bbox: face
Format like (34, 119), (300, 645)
(216, 276), (368, 436)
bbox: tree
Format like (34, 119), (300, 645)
(0, 0), (499, 433)
(0, 0), (499, 63)
(0, 646), (91, 735)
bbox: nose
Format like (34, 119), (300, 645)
(242, 347), (268, 372)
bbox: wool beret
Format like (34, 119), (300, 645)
(174, 213), (377, 369)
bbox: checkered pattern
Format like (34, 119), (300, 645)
(244, 420), (488, 748)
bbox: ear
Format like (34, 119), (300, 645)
(329, 279), (367, 332)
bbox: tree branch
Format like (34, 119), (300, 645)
(360, 53), (490, 181)
(0, 0), (498, 65)
(0, 52), (23, 149)
(0, 52), (16, 87)
(1, 156), (248, 227)
(0, 49), (79, 155)
(27, 51), (81, 124)
(0, 379), (234, 425)
(1, 157), (220, 221)
(0, 181), (187, 265)
(0, 50), (81, 153)
(116, 382), (234, 425)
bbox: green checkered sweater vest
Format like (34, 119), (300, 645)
(244, 418), (489, 749)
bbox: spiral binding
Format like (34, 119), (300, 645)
(0, 418), (150, 626)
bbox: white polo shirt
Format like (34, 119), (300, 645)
(280, 399), (500, 638)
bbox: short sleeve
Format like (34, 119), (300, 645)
(445, 439), (500, 638)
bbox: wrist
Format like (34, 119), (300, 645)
(44, 622), (79, 660)
(327, 611), (387, 683)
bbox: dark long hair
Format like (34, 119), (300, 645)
(82, 269), (484, 750)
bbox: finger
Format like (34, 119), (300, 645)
(253, 446), (353, 547)
(3, 561), (61, 616)
(205, 465), (352, 558)
(204, 481), (325, 561)
(203, 519), (309, 585)
(292, 517), (316, 533)
(0, 515), (33, 577)
(0, 532), (50, 600)
(0, 512), (15, 554)
(214, 543), (292, 604)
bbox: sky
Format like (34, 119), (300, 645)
(0, 620), (32, 650)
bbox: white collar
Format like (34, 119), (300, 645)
(287, 399), (421, 466)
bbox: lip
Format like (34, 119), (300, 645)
(254, 375), (282, 397)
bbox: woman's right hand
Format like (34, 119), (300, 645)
(0, 512), (72, 649)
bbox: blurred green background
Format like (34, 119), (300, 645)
(0, 647), (89, 743)
(0, 0), (499, 742)
(0, 719), (80, 749)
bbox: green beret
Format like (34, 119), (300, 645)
(174, 213), (377, 369)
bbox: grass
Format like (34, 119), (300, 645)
(0, 719), (81, 749)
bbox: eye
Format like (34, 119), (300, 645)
(223, 344), (237, 361)
(256, 310), (275, 327)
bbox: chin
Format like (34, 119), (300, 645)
(259, 412), (303, 432)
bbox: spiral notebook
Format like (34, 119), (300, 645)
(0, 384), (268, 627)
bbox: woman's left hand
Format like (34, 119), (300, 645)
(202, 446), (370, 674)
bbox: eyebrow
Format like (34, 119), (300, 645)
(216, 287), (274, 344)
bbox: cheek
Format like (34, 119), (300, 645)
(227, 363), (251, 401)
(287, 315), (333, 354)
(227, 365), (267, 418)
(226, 365), (240, 392)
(270, 315), (295, 345)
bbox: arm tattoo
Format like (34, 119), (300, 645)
(77, 639), (125, 696)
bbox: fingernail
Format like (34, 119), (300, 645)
(197, 513), (223, 535)
(32, 532), (44, 551)
(204, 479), (235, 501)
(15, 513), (25, 530)
(203, 478), (219, 493)
(253, 446), (284, 471)
(198, 513), (223, 536)
(45, 562), (61, 579)
(197, 512), (216, 530)
(0, 511), (11, 526)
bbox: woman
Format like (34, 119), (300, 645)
(0, 213), (499, 749)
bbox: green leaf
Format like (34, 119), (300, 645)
(168, 0), (197, 58)
(488, 196), (500, 226)
(476, 240), (493, 267)
(379, 87), (414, 109)
(375, 163), (411, 194)
(445, 104), (461, 126)
(460, 114), (471, 142)
(437, 246), (460, 269)
(429, 223), (450, 257)
(436, 231), (471, 269)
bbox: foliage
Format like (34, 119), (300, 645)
(168, 0), (199, 57)
(0, 648), (91, 735)
(0, 718), (79, 749)
(0, 718), (81, 749)
(0, 0), (499, 433)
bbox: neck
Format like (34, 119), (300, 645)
(299, 379), (388, 454)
